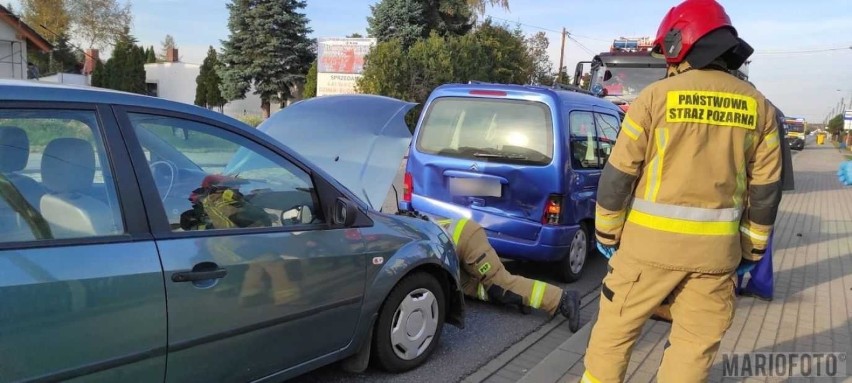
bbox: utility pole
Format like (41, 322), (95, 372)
(557, 28), (567, 84)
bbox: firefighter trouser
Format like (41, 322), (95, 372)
(454, 219), (563, 316)
(583, 254), (736, 383)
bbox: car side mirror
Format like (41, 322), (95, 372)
(603, 70), (613, 81)
(333, 197), (358, 227)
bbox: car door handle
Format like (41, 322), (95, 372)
(171, 268), (228, 283)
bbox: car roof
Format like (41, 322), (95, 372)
(0, 79), (251, 129)
(428, 82), (623, 114)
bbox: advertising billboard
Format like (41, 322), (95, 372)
(844, 110), (852, 131)
(316, 37), (376, 96)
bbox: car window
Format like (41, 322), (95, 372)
(568, 111), (601, 169)
(0, 109), (124, 242)
(416, 97), (554, 165)
(127, 113), (323, 232)
(595, 113), (620, 165)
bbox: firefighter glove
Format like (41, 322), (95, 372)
(596, 242), (617, 260)
(736, 259), (758, 276)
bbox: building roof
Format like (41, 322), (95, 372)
(0, 4), (54, 53)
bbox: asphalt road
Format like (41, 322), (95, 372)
(290, 160), (608, 383)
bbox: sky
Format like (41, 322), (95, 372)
(10, 0), (852, 122)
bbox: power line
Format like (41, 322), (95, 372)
(752, 46), (851, 56)
(485, 13), (852, 57)
(482, 14), (600, 57)
(484, 15), (562, 34)
(566, 33), (611, 43)
(567, 35), (597, 56)
(484, 14), (613, 43)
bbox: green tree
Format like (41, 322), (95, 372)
(68, 0), (132, 50)
(552, 66), (571, 86)
(22, 0), (80, 76)
(220, 0), (316, 118)
(367, 0), (474, 49)
(97, 29), (146, 94)
(90, 58), (106, 87)
(158, 34), (177, 61)
(347, 33), (364, 38)
(358, 19), (532, 112)
(303, 59), (318, 98)
(27, 33), (81, 75)
(195, 46), (226, 110)
(356, 38), (409, 98)
(827, 113), (843, 136)
(526, 31), (553, 85)
(469, 19), (533, 84)
(21, 0), (70, 42)
(466, 0), (508, 13)
(49, 34), (82, 73)
(145, 45), (157, 63)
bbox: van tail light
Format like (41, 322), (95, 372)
(542, 194), (563, 225)
(403, 172), (413, 202)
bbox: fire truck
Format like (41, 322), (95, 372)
(572, 37), (749, 112)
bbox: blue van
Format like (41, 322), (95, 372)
(399, 83), (624, 282)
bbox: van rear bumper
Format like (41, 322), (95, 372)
(403, 196), (577, 262)
(486, 232), (574, 262)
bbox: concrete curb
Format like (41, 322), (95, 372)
(517, 312), (597, 383)
(461, 315), (568, 383)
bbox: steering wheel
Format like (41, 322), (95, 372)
(149, 160), (177, 201)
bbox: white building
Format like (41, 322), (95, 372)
(39, 73), (89, 86)
(144, 48), (285, 119)
(0, 4), (52, 79)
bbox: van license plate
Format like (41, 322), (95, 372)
(449, 178), (502, 197)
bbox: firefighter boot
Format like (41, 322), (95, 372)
(559, 290), (581, 332)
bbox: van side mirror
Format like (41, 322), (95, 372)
(333, 197), (357, 227)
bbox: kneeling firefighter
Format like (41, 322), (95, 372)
(583, 0), (783, 382)
(405, 212), (581, 332)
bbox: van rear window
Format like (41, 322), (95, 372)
(416, 97), (553, 165)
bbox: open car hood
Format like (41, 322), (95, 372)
(251, 94), (416, 210)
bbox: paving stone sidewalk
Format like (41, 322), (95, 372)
(476, 142), (852, 383)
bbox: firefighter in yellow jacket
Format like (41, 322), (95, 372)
(583, 1), (782, 382)
(425, 215), (581, 332)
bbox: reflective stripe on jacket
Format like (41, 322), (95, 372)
(595, 64), (783, 273)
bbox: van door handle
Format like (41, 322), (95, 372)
(171, 268), (228, 282)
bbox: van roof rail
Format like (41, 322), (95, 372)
(551, 82), (595, 96)
(468, 80), (497, 85)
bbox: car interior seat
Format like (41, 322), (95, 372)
(40, 138), (120, 238)
(0, 126), (45, 208)
(0, 127), (46, 241)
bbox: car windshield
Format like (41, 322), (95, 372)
(416, 97), (554, 166)
(599, 66), (667, 101)
(785, 122), (805, 133)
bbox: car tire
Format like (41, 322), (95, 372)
(373, 272), (445, 373)
(559, 223), (591, 283)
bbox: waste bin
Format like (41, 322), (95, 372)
(816, 132), (826, 145)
